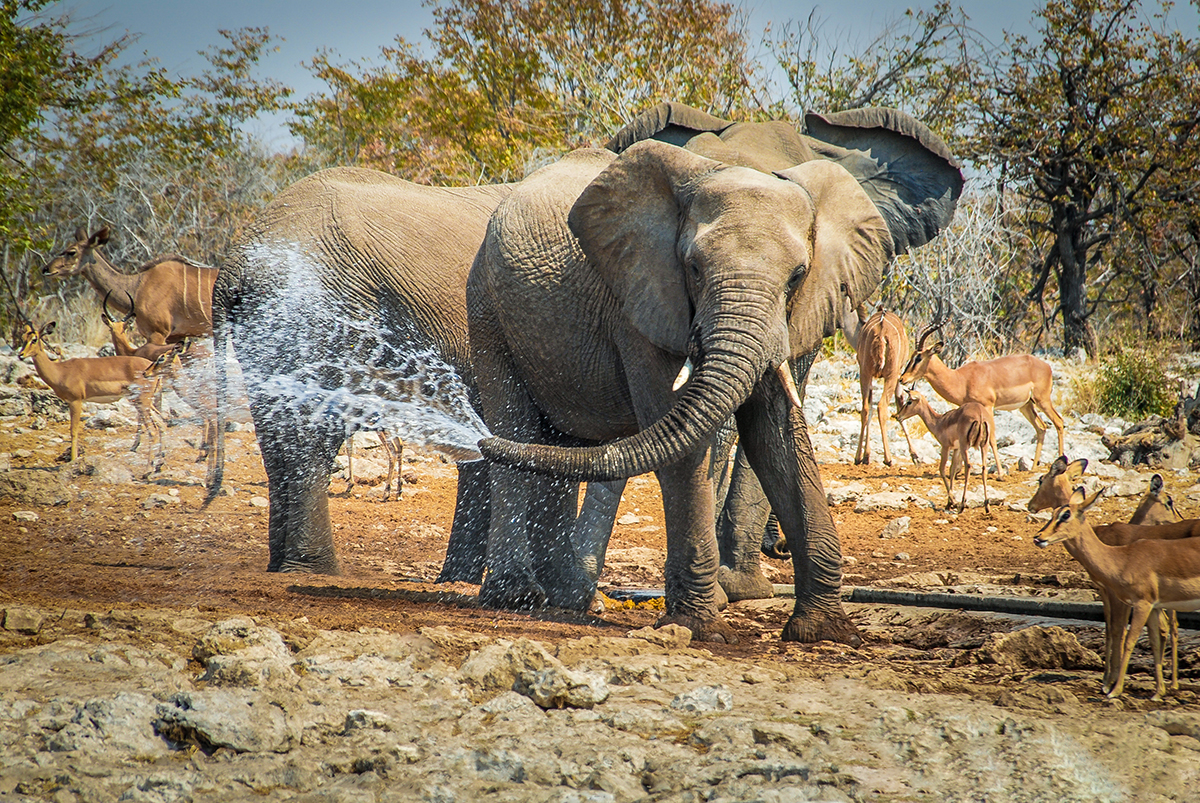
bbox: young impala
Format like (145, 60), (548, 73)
(19, 321), (164, 471)
(1036, 488), (1200, 699)
(894, 389), (993, 513)
(899, 303), (1065, 476)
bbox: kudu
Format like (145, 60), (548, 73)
(899, 303), (1065, 476)
(1036, 487), (1200, 699)
(894, 389), (993, 513)
(19, 321), (164, 471)
(840, 298), (918, 467)
(43, 226), (217, 345)
(1028, 458), (1192, 695)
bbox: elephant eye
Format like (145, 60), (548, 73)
(787, 265), (806, 291)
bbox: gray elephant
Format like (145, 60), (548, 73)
(206, 167), (510, 575)
(470, 108), (962, 643)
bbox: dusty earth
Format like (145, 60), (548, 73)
(2, 352), (1200, 802)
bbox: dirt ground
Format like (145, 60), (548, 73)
(3, 405), (1198, 707)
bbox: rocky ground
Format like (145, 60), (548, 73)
(2, 349), (1200, 802)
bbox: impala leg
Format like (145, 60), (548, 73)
(1035, 396), (1067, 462)
(892, 391), (920, 464)
(855, 377), (873, 465)
(939, 447), (953, 510)
(341, 438), (355, 497)
(395, 438), (404, 499)
(1110, 601), (1154, 698)
(979, 445), (989, 514)
(1018, 402), (1049, 468)
(1148, 609), (1167, 700)
(1101, 589), (1126, 694)
(380, 431), (396, 502)
(1171, 607), (1180, 691)
(876, 389), (894, 466)
(69, 400), (84, 462)
(957, 448), (971, 513)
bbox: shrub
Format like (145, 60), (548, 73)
(1094, 351), (1176, 420)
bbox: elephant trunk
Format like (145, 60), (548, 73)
(480, 283), (777, 481)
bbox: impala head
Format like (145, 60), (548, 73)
(893, 388), (926, 422)
(43, 226), (110, 277)
(898, 297), (947, 386)
(1035, 486), (1104, 548)
(1131, 473), (1183, 525)
(1027, 455), (1087, 512)
(18, 321), (56, 359)
(143, 346), (184, 379)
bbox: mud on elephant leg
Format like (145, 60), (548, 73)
(716, 445), (776, 602)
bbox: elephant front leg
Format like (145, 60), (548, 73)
(657, 455), (738, 644)
(479, 464), (548, 610)
(737, 380), (861, 647)
(715, 445), (775, 602)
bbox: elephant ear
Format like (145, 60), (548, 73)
(605, 102), (733, 153)
(777, 160), (893, 355)
(568, 140), (721, 355)
(803, 108), (963, 255)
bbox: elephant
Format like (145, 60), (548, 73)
(206, 167), (510, 574)
(469, 107), (962, 643)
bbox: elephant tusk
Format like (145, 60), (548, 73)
(776, 360), (803, 409)
(672, 358), (693, 392)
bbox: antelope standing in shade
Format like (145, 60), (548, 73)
(899, 301), (1065, 476)
(43, 226), (217, 345)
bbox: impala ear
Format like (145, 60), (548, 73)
(42, 322), (57, 336)
(1149, 473), (1164, 493)
(1081, 486), (1106, 513)
(1064, 458), (1087, 480)
(1046, 455), (1069, 477)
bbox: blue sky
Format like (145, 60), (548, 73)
(51, 0), (1199, 148)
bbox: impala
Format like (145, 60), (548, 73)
(899, 306), (1065, 476)
(1027, 458), (1192, 694)
(43, 226), (217, 345)
(1036, 488), (1200, 699)
(100, 291), (179, 362)
(840, 298), (918, 467)
(19, 321), (164, 471)
(341, 431), (405, 501)
(894, 389), (993, 512)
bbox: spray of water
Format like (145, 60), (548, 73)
(233, 242), (490, 461)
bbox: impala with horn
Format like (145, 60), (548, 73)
(899, 300), (1065, 475)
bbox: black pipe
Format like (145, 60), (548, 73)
(605, 585), (1200, 630)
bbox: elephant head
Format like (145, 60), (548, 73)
(605, 101), (963, 259)
(478, 140), (893, 481)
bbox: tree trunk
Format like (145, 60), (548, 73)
(1056, 226), (1098, 361)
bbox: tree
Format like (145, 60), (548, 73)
(967, 0), (1200, 359)
(290, 0), (757, 183)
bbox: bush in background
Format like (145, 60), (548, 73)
(1094, 351), (1177, 420)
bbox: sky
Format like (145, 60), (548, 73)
(50, 0), (1199, 149)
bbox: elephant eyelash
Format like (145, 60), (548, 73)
(787, 266), (806, 291)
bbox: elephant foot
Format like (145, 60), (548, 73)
(479, 574), (547, 611)
(656, 613), (739, 645)
(436, 562), (485, 585)
(271, 556), (343, 575)
(544, 580), (598, 612)
(781, 607), (862, 647)
(718, 566), (775, 603)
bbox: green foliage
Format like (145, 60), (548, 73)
(1094, 351), (1177, 420)
(290, 0), (756, 183)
